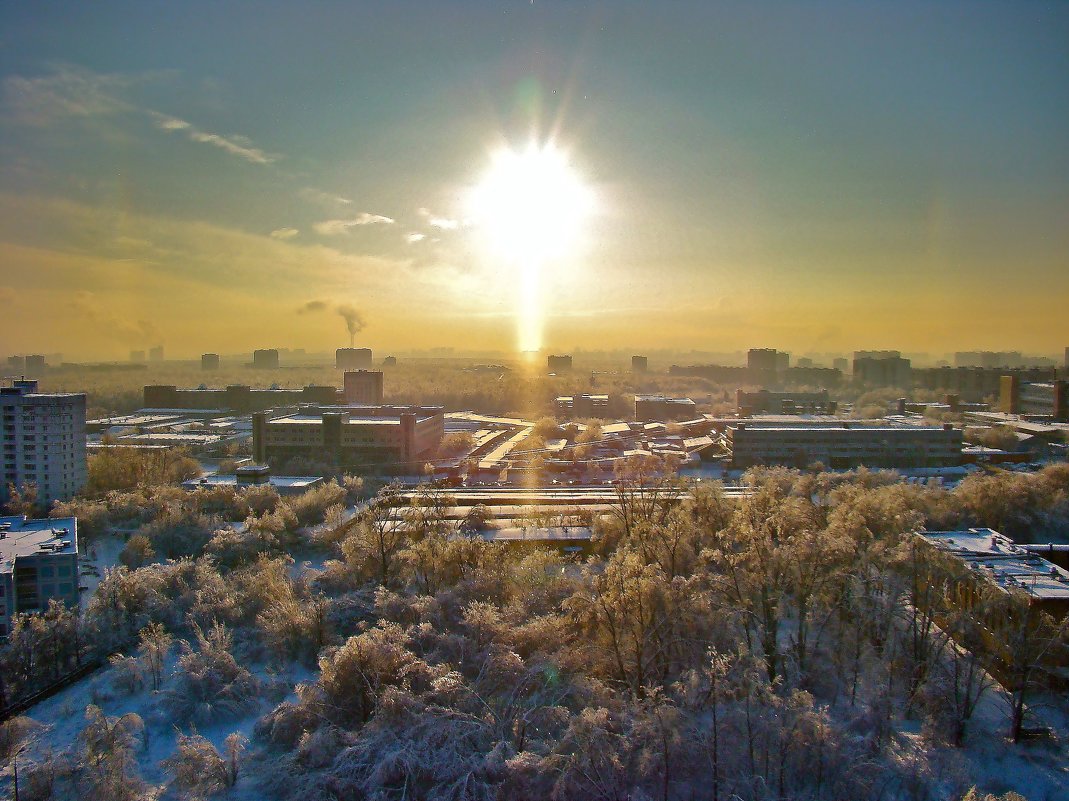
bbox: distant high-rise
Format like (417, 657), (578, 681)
(201, 353), (220, 371)
(252, 349), (280, 369)
(149, 345), (164, 362)
(547, 354), (572, 372)
(853, 351), (912, 387)
(747, 348), (779, 372)
(336, 347), (373, 370)
(833, 358), (849, 374)
(343, 370), (385, 405)
(24, 355), (46, 375)
(632, 355), (648, 373)
(383, 356), (397, 367)
(6, 356), (25, 372)
(129, 350), (146, 363)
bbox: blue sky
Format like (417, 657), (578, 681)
(1, 1), (1067, 358)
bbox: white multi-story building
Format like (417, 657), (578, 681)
(1, 380), (87, 504)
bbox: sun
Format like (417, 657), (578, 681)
(467, 142), (595, 352)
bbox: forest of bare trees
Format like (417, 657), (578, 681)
(2, 464), (1069, 799)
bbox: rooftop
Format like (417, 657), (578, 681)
(0, 515), (78, 574)
(920, 528), (1069, 602)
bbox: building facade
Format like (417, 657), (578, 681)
(253, 405), (445, 468)
(547, 354), (573, 372)
(201, 353), (220, 371)
(343, 370), (385, 405)
(337, 348), (373, 370)
(853, 352), (912, 387)
(252, 349), (280, 369)
(0, 515), (79, 636)
(999, 376), (1068, 422)
(555, 394), (609, 418)
(632, 355), (648, 373)
(736, 389), (836, 416)
(635, 395), (698, 422)
(727, 422), (962, 469)
(1, 380), (87, 504)
(144, 383), (342, 413)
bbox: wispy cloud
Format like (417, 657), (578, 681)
(270, 227), (299, 240)
(418, 207), (462, 230)
(314, 213), (395, 236)
(405, 232), (426, 244)
(3, 64), (136, 126)
(150, 112), (277, 165)
(299, 187), (353, 208)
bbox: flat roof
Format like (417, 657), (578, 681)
(0, 515), (78, 574)
(183, 475), (323, 490)
(920, 528), (1069, 601)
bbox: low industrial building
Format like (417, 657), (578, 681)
(999, 376), (1068, 422)
(253, 405), (445, 468)
(635, 395), (697, 422)
(727, 421), (963, 469)
(737, 389), (836, 416)
(343, 370), (385, 405)
(0, 515), (79, 636)
(182, 464), (324, 495)
(555, 394), (609, 418)
(918, 528), (1069, 620)
(144, 383), (342, 413)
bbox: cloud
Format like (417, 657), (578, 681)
(297, 299), (328, 314)
(299, 187), (353, 208)
(150, 112), (277, 164)
(69, 290), (160, 344)
(270, 227), (299, 240)
(405, 232), (426, 244)
(313, 213), (395, 236)
(418, 207), (462, 230)
(3, 64), (137, 126)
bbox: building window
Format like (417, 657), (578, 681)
(58, 582), (73, 595)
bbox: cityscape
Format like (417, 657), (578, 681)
(2, 3), (1068, 801)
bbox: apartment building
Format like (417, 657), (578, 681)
(0, 514), (79, 636)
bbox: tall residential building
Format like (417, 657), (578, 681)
(344, 370), (385, 405)
(149, 345), (165, 362)
(747, 348), (780, 372)
(547, 354), (573, 372)
(0, 380), (87, 504)
(853, 351), (912, 387)
(201, 353), (220, 371)
(0, 514), (79, 636)
(337, 348), (373, 370)
(25, 355), (46, 375)
(632, 355), (648, 373)
(252, 349), (280, 369)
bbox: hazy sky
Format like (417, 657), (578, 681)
(1, 1), (1067, 359)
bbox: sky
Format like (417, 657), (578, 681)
(1, 1), (1067, 360)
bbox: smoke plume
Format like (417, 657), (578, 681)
(336, 303), (366, 347)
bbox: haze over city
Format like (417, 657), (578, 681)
(2, 1), (1067, 359)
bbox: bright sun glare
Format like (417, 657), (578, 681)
(467, 142), (594, 353)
